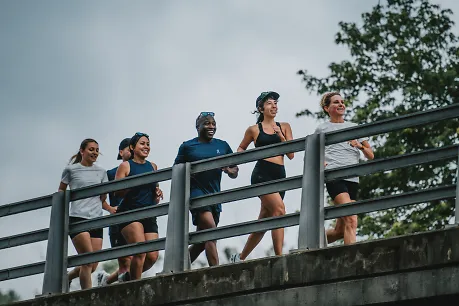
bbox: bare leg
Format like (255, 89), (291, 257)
(326, 192), (357, 245)
(142, 233), (159, 272)
(106, 256), (132, 285)
(121, 222), (146, 280)
(71, 233), (98, 289)
(189, 243), (205, 264)
(192, 211), (218, 266)
(240, 193), (286, 260)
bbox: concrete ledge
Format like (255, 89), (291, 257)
(15, 226), (459, 306)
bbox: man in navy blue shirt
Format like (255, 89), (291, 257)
(98, 138), (132, 286)
(174, 112), (238, 266)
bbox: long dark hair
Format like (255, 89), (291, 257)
(69, 138), (98, 164)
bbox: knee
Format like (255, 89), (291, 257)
(91, 262), (99, 272)
(205, 240), (217, 249)
(81, 263), (93, 271)
(146, 251), (158, 264)
(133, 253), (146, 261)
(272, 205), (286, 217)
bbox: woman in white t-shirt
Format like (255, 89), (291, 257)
(315, 92), (374, 245)
(58, 138), (114, 289)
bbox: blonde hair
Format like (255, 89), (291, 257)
(320, 92), (341, 115)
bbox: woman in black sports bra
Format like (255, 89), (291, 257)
(230, 91), (294, 263)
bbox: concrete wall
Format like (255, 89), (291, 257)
(14, 226), (459, 306)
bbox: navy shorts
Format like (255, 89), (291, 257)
(117, 204), (159, 234)
(69, 217), (103, 239)
(326, 180), (358, 201)
(109, 232), (127, 248)
(251, 160), (286, 199)
(191, 205), (220, 227)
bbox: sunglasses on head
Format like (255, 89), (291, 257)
(135, 132), (149, 138)
(199, 112), (215, 118)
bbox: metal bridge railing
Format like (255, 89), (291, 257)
(0, 103), (458, 296)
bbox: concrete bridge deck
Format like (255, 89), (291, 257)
(15, 226), (459, 306)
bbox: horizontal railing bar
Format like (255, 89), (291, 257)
(67, 238), (166, 267)
(69, 202), (169, 233)
(0, 228), (49, 250)
(190, 176), (303, 209)
(189, 213), (300, 244)
(326, 145), (459, 182)
(0, 261), (45, 281)
(0, 195), (52, 218)
(325, 185), (456, 219)
(190, 138), (305, 174)
(71, 167), (173, 201)
(326, 103), (459, 145)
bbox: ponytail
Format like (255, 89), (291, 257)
(69, 138), (98, 164)
(256, 112), (264, 124)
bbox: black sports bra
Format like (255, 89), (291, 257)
(254, 122), (285, 148)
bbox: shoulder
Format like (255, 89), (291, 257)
(315, 121), (331, 132)
(246, 124), (258, 134)
(182, 138), (198, 146)
(278, 122), (291, 129)
(150, 161), (158, 171)
(119, 160), (130, 170)
(344, 121), (359, 128)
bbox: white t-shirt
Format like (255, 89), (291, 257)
(315, 121), (369, 183)
(61, 163), (108, 219)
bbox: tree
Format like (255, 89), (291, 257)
(0, 289), (20, 305)
(297, 0), (459, 238)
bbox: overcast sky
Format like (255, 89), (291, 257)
(1, 0), (458, 300)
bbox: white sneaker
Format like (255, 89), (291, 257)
(97, 271), (109, 286)
(230, 253), (242, 263)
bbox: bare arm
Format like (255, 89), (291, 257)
(151, 162), (164, 204)
(281, 122), (294, 160)
(101, 194), (116, 214)
(114, 161), (130, 197)
(350, 139), (374, 160)
(58, 182), (68, 192)
(237, 126), (254, 152)
(360, 140), (374, 160)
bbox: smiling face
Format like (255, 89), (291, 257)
(80, 141), (99, 165)
(324, 94), (345, 117)
(197, 115), (216, 141)
(131, 136), (150, 159)
(260, 98), (278, 118)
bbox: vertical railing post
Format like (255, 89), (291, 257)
(42, 191), (69, 295)
(162, 162), (190, 273)
(298, 132), (325, 250)
(455, 151), (459, 224)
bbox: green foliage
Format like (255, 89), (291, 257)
(101, 259), (118, 274)
(297, 0), (459, 238)
(0, 289), (20, 305)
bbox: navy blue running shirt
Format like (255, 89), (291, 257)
(174, 137), (233, 212)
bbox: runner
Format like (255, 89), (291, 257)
(60, 138), (113, 289)
(174, 112), (238, 266)
(231, 91), (294, 263)
(115, 133), (163, 280)
(316, 92), (374, 245)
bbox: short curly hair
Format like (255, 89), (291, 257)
(320, 92), (341, 115)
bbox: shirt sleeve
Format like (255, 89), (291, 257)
(102, 170), (108, 183)
(225, 141), (233, 154)
(174, 143), (187, 165)
(61, 166), (71, 184)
